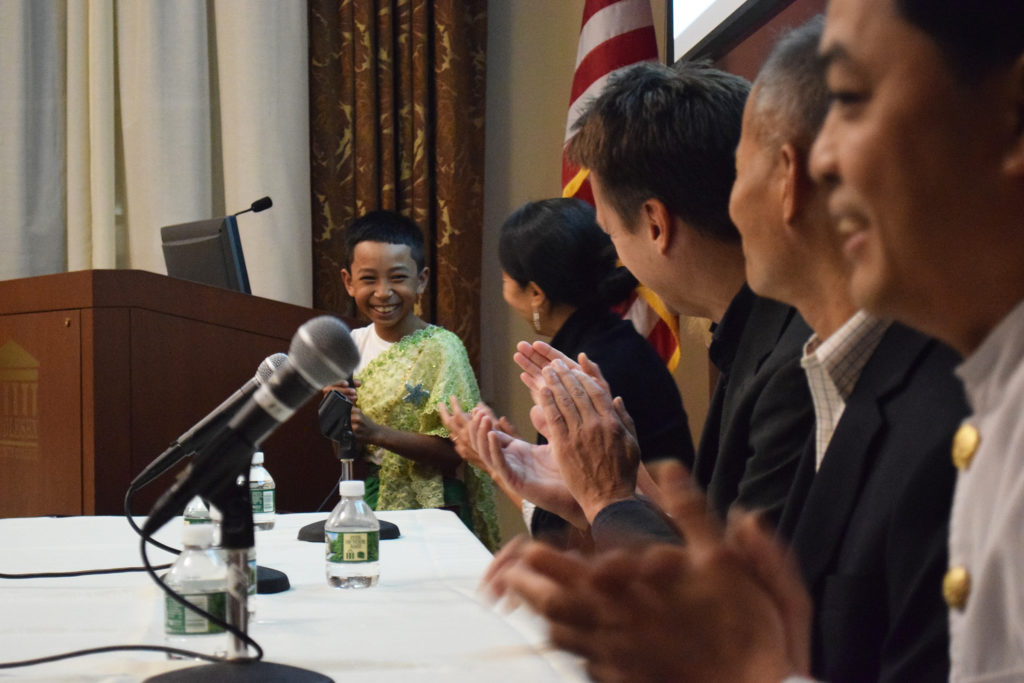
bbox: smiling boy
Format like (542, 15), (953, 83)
(337, 211), (499, 551)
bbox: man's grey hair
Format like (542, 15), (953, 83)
(751, 16), (829, 151)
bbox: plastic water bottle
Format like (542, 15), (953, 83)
(249, 451), (276, 530)
(164, 523), (228, 659)
(325, 480), (380, 588)
(183, 496), (211, 525)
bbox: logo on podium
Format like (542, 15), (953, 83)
(0, 340), (40, 460)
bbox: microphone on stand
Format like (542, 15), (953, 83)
(296, 390), (400, 542)
(143, 316), (359, 537)
(232, 196), (273, 217)
(130, 353), (288, 493)
(318, 389), (356, 455)
(125, 354), (287, 555)
(142, 316), (358, 683)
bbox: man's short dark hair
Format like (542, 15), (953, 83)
(566, 61), (750, 242)
(753, 16), (828, 152)
(896, 0), (1024, 83)
(344, 210), (426, 271)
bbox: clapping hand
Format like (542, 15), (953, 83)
(472, 410), (588, 530)
(484, 462), (812, 683)
(440, 398), (521, 470)
(534, 359), (640, 523)
(514, 341), (613, 401)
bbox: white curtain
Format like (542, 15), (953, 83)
(0, 0), (312, 307)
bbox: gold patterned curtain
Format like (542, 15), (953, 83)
(308, 0), (487, 370)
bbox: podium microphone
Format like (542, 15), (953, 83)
(129, 353), (288, 492)
(232, 196), (273, 217)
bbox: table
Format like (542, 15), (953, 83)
(0, 511), (585, 682)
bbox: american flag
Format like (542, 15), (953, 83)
(562, 0), (681, 370)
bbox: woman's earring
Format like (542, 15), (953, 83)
(532, 306), (542, 333)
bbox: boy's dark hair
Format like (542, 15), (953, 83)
(566, 61), (750, 243)
(498, 198), (636, 309)
(344, 210), (426, 271)
(896, 0), (1024, 83)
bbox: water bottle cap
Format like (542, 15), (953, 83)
(252, 451), (265, 465)
(182, 522), (214, 548)
(339, 480), (365, 497)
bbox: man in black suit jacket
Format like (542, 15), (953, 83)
(777, 324), (963, 682)
(694, 283), (812, 523)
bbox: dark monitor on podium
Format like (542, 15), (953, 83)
(161, 215), (252, 295)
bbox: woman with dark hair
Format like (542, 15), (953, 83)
(498, 198), (635, 338)
(444, 197), (694, 547)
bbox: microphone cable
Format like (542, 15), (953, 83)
(0, 534), (263, 669)
(0, 485), (179, 577)
(0, 644), (226, 670)
(0, 563), (171, 579)
(314, 473), (345, 513)
(125, 482), (181, 556)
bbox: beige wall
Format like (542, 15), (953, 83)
(481, 1), (709, 541)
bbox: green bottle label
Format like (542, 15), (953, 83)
(326, 530), (379, 563)
(183, 516), (212, 525)
(250, 488), (275, 513)
(165, 592), (227, 635)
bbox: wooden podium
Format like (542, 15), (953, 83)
(0, 270), (347, 517)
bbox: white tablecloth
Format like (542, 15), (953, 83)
(0, 510), (585, 682)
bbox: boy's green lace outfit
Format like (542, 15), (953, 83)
(356, 325), (500, 551)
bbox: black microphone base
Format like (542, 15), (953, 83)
(296, 518), (400, 543)
(146, 660), (331, 682)
(256, 565), (290, 594)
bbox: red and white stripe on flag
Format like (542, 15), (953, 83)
(562, 0), (680, 371)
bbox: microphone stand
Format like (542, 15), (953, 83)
(296, 457), (354, 543)
(146, 442), (331, 683)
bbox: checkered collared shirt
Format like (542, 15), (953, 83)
(801, 311), (890, 470)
